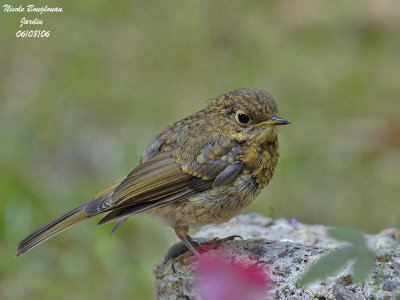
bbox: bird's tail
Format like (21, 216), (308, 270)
(16, 204), (88, 256)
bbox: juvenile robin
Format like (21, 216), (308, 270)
(17, 88), (290, 257)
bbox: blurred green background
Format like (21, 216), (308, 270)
(1, 0), (399, 299)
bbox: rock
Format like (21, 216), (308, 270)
(153, 214), (400, 299)
(332, 283), (364, 300)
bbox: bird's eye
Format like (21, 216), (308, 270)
(235, 111), (250, 124)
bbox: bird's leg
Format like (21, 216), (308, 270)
(172, 226), (242, 262)
(174, 225), (201, 258)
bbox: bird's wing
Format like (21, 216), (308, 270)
(84, 150), (231, 222)
(212, 161), (243, 188)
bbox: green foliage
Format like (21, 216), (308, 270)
(298, 227), (376, 287)
(352, 248), (375, 283)
(327, 227), (367, 246)
(297, 248), (353, 286)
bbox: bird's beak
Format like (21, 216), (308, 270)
(257, 116), (291, 127)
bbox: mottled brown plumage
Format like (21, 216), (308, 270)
(17, 88), (290, 256)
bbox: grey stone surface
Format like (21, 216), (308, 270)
(153, 214), (400, 299)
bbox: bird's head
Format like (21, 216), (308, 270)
(208, 88), (290, 145)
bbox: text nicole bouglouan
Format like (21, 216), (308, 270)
(3, 4), (63, 38)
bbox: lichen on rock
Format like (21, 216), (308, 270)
(154, 214), (400, 299)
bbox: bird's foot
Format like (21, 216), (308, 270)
(166, 235), (242, 268)
(202, 235), (243, 248)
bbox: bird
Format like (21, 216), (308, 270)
(16, 88), (290, 257)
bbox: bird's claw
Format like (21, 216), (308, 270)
(168, 235), (243, 271)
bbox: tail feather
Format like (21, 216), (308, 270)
(16, 204), (88, 256)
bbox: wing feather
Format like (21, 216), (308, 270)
(85, 151), (222, 217)
(97, 178), (211, 225)
(85, 148), (243, 224)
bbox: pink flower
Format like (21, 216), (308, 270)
(194, 249), (274, 300)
